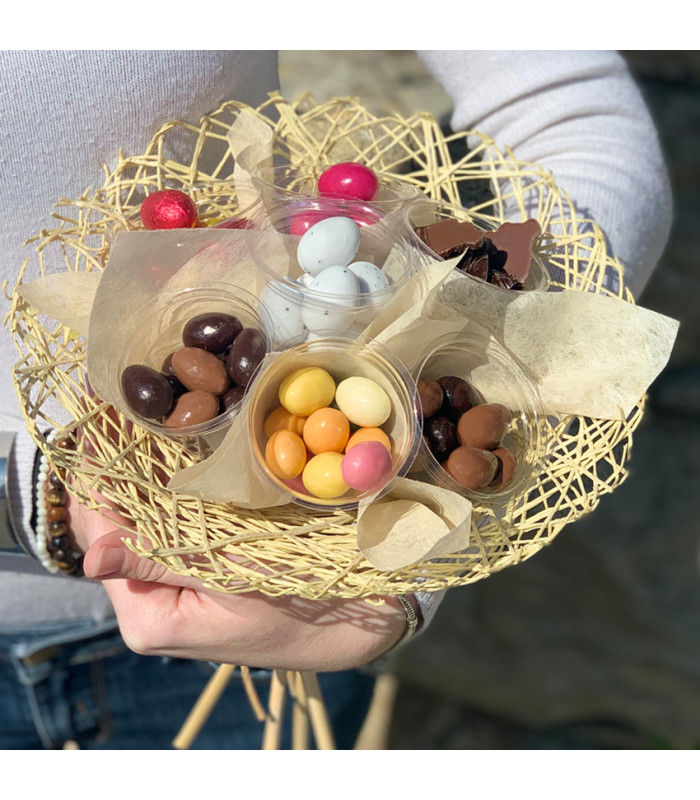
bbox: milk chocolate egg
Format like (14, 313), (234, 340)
(172, 347), (231, 395)
(457, 403), (511, 450)
(163, 390), (219, 428)
(446, 446), (498, 490)
(226, 328), (266, 386)
(417, 378), (444, 418)
(183, 313), (242, 354)
(121, 364), (174, 419)
(491, 446), (516, 487)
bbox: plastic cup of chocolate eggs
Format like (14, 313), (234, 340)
(403, 198), (551, 293)
(249, 162), (421, 214)
(114, 285), (273, 451)
(248, 196), (433, 347)
(411, 331), (544, 509)
(245, 335), (422, 511)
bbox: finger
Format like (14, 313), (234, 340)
(84, 530), (206, 591)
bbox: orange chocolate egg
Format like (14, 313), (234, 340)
(263, 405), (307, 438)
(345, 426), (392, 454)
(457, 403), (511, 450)
(303, 407), (350, 455)
(265, 429), (307, 480)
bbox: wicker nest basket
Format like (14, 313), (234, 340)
(8, 94), (643, 600)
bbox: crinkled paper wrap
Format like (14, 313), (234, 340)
(425, 267), (680, 419)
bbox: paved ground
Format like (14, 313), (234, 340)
(279, 51), (700, 750)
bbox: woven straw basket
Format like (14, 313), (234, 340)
(7, 93), (643, 601)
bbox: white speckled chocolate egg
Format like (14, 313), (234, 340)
(302, 266), (360, 333)
(260, 284), (306, 345)
(297, 216), (361, 276)
(347, 261), (390, 295)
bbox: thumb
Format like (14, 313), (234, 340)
(84, 530), (203, 590)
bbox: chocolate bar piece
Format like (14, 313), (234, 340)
(415, 217), (485, 259)
(487, 219), (541, 282)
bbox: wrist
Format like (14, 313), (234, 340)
(31, 430), (84, 576)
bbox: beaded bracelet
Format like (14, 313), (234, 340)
(32, 430), (84, 577)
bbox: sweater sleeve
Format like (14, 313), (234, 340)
(417, 50), (672, 299)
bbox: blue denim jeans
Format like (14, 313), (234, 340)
(0, 618), (376, 749)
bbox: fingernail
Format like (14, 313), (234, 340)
(87, 545), (124, 579)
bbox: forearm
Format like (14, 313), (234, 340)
(418, 50), (672, 298)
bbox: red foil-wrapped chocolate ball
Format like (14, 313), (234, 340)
(140, 189), (199, 230)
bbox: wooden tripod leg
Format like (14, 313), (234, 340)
(288, 671), (310, 750)
(261, 668), (287, 750)
(299, 671), (336, 750)
(172, 663), (236, 750)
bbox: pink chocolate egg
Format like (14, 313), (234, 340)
(341, 440), (393, 492)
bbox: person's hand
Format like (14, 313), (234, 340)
(69, 495), (407, 671)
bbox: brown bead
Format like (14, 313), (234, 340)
(47, 505), (67, 523)
(49, 521), (68, 536)
(46, 487), (67, 506)
(55, 436), (76, 451)
(49, 471), (64, 488)
(50, 534), (69, 549)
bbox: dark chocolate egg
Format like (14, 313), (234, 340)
(438, 375), (482, 416)
(425, 415), (458, 462)
(446, 446), (498, 490)
(163, 390), (220, 428)
(226, 328), (266, 387)
(417, 378), (444, 418)
(121, 364), (174, 419)
(220, 385), (246, 412)
(172, 347), (231, 395)
(182, 313), (243, 354)
(457, 403), (511, 450)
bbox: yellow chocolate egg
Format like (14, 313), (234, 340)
(265, 429), (307, 480)
(278, 367), (336, 417)
(302, 452), (349, 499)
(303, 407), (350, 455)
(335, 376), (391, 428)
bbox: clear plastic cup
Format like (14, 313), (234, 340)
(113, 285), (273, 452)
(250, 163), (421, 213)
(246, 336), (422, 511)
(248, 196), (433, 347)
(404, 198), (551, 292)
(412, 331), (544, 508)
